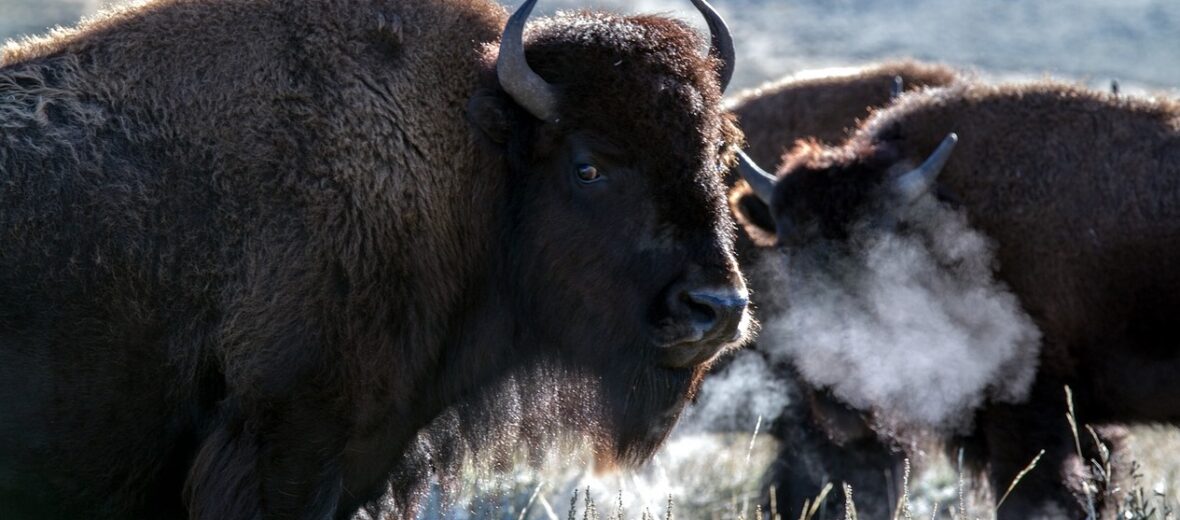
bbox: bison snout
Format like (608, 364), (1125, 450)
(657, 281), (750, 368)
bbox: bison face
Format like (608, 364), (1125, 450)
(730, 142), (891, 250)
(464, 1), (751, 466)
(503, 124), (752, 465)
(513, 128), (752, 362)
(732, 134), (958, 251)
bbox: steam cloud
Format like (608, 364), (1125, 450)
(752, 198), (1042, 434)
(679, 349), (793, 434)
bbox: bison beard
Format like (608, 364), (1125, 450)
(360, 358), (704, 517)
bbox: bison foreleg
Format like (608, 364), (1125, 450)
(763, 387), (904, 519)
(185, 400), (346, 520)
(185, 403), (265, 520)
(980, 380), (1089, 520)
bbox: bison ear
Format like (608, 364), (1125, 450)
(729, 183), (777, 247)
(466, 93), (513, 144)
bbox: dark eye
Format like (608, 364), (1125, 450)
(575, 163), (603, 184)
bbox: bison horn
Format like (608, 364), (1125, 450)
(497, 0), (560, 122)
(893, 133), (958, 203)
(690, 0), (735, 93)
(890, 75), (904, 99)
(737, 150), (777, 204)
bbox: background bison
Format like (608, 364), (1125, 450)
(735, 81), (1180, 519)
(0, 0), (751, 517)
(723, 61), (960, 519)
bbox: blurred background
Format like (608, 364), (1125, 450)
(2, 0), (99, 47)
(3, 1), (1179, 518)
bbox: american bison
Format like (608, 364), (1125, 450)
(725, 61), (958, 519)
(0, 0), (752, 517)
(734, 81), (1180, 518)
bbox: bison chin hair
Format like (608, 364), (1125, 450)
(365, 352), (705, 516)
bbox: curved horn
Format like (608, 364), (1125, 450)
(690, 0), (735, 92)
(497, 0), (559, 122)
(890, 75), (904, 99)
(893, 133), (958, 203)
(737, 150), (777, 204)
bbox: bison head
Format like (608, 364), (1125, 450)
(731, 133), (958, 248)
(461, 0), (751, 467)
(722, 133), (958, 451)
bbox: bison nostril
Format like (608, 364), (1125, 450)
(681, 292), (718, 327)
(681, 287), (748, 340)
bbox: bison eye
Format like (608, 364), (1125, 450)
(575, 163), (603, 184)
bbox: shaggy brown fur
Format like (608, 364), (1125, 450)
(0, 0), (749, 518)
(728, 61), (959, 171)
(733, 81), (1180, 519)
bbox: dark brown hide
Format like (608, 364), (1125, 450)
(733, 81), (1180, 519)
(729, 61), (959, 174)
(0, 0), (749, 518)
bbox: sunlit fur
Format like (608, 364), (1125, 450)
(732, 81), (1180, 519)
(0, 0), (748, 517)
(728, 60), (960, 172)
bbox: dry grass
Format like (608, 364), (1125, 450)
(420, 405), (1180, 520)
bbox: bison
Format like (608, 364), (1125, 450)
(725, 61), (958, 519)
(0, 0), (752, 517)
(733, 81), (1180, 518)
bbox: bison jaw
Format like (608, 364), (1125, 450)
(656, 310), (752, 368)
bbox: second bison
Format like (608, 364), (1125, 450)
(726, 61), (959, 519)
(735, 81), (1180, 518)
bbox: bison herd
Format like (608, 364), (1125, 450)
(0, 0), (1176, 518)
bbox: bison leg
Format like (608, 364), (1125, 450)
(185, 406), (264, 520)
(185, 399), (346, 520)
(979, 380), (1096, 520)
(764, 385), (905, 519)
(765, 433), (903, 519)
(1082, 424), (1132, 519)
